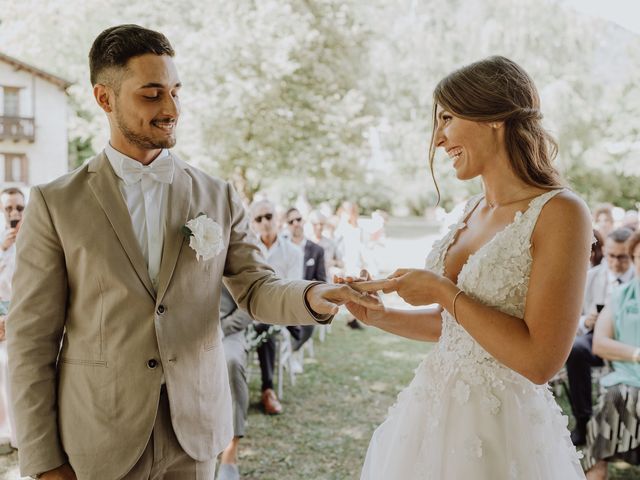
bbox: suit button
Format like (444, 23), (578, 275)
(157, 305), (166, 315)
(147, 359), (158, 369)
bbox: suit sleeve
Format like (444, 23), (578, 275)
(222, 183), (330, 325)
(6, 186), (68, 476)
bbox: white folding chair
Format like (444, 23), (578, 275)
(275, 327), (296, 399)
(318, 323), (332, 343)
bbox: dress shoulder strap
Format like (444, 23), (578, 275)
(518, 188), (565, 238)
(525, 188), (564, 218)
(459, 193), (484, 224)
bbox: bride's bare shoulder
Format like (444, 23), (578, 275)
(534, 189), (592, 242)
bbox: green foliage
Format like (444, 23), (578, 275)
(567, 166), (640, 210)
(363, 0), (640, 209)
(179, 0), (374, 201)
(68, 136), (95, 170)
(277, 175), (394, 215)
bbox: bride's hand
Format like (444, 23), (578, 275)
(379, 268), (453, 306)
(334, 271), (386, 325)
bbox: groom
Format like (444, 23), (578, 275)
(6, 25), (378, 480)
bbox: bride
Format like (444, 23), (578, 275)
(342, 56), (591, 479)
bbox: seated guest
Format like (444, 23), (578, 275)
(218, 286), (253, 480)
(583, 231), (640, 479)
(249, 199), (303, 415)
(567, 227), (635, 445)
(286, 207), (326, 351)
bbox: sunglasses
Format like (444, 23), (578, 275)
(4, 205), (24, 213)
(287, 217), (303, 225)
(607, 253), (630, 261)
(253, 213), (273, 223)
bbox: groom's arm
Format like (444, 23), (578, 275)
(7, 186), (68, 477)
(221, 184), (327, 325)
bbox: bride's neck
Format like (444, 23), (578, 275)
(481, 171), (536, 208)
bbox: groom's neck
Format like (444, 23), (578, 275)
(109, 138), (163, 166)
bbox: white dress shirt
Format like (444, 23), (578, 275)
(105, 144), (174, 291)
(292, 237), (307, 254)
(577, 263), (635, 333)
(257, 235), (303, 280)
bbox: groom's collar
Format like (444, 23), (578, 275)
(104, 143), (172, 182)
(88, 149), (184, 175)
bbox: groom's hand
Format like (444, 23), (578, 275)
(305, 282), (383, 316)
(334, 270), (386, 325)
(38, 464), (77, 480)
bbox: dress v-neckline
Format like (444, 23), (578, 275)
(442, 190), (558, 287)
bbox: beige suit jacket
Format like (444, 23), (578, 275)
(7, 152), (325, 479)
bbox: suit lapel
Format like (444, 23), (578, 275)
(87, 153), (156, 299)
(156, 158), (192, 301)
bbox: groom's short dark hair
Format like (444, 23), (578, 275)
(89, 24), (174, 88)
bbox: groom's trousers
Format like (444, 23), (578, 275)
(121, 385), (216, 480)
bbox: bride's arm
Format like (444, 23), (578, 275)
(365, 306), (443, 342)
(438, 192), (592, 384)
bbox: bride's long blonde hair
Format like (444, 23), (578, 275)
(428, 56), (564, 201)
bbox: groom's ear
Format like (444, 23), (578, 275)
(93, 84), (114, 113)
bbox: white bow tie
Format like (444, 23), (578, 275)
(120, 156), (174, 185)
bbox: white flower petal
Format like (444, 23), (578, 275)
(185, 215), (224, 260)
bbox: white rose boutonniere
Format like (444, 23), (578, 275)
(182, 213), (224, 261)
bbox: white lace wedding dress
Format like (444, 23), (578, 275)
(361, 190), (585, 479)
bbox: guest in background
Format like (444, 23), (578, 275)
(249, 199), (303, 415)
(309, 210), (343, 279)
(583, 231), (640, 479)
(336, 201), (365, 330)
(0, 188), (24, 300)
(593, 204), (615, 238)
(0, 187), (23, 454)
(336, 201), (364, 277)
(218, 286), (253, 480)
(566, 228), (635, 446)
(286, 207), (326, 353)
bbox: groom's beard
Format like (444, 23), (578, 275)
(115, 110), (177, 150)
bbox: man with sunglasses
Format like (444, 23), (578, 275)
(286, 207), (326, 357)
(0, 187), (23, 454)
(0, 188), (25, 309)
(0, 188), (24, 301)
(566, 227), (635, 446)
(249, 200), (303, 415)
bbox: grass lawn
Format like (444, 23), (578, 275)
(239, 315), (431, 480)
(239, 315), (640, 480)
